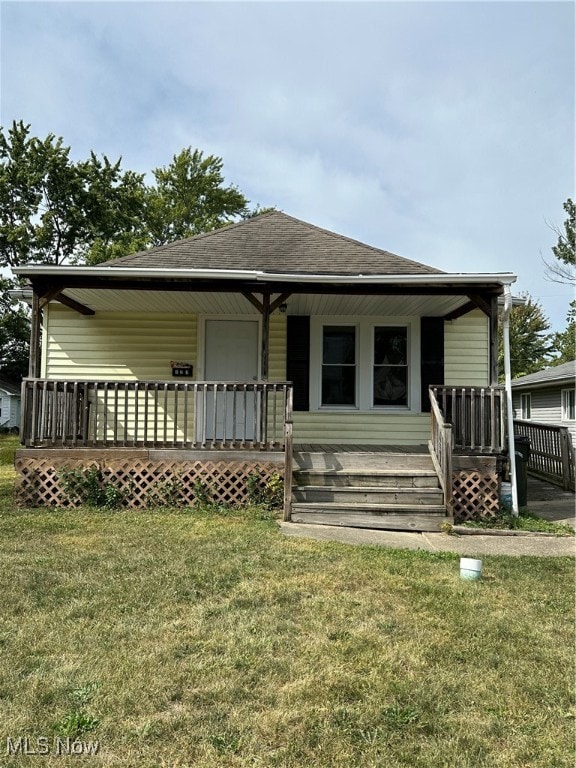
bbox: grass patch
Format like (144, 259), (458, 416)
(461, 508), (574, 536)
(0, 435), (574, 766)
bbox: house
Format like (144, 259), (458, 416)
(14, 211), (517, 527)
(512, 360), (575, 490)
(0, 379), (21, 431)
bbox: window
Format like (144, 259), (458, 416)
(321, 325), (356, 406)
(373, 326), (408, 406)
(520, 393), (531, 420)
(562, 389), (575, 420)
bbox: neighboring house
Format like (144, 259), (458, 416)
(512, 361), (576, 442)
(0, 379), (21, 431)
(14, 211), (517, 527)
(512, 361), (576, 490)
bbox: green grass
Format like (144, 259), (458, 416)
(0, 435), (574, 766)
(460, 508), (574, 536)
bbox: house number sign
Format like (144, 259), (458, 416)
(170, 361), (193, 377)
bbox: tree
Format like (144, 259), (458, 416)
(544, 198), (575, 284)
(85, 148), (250, 263)
(551, 300), (575, 365)
(499, 294), (555, 379)
(0, 121), (145, 269)
(0, 278), (29, 383)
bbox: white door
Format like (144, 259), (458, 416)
(201, 320), (259, 441)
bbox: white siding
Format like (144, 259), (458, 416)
(445, 310), (489, 386)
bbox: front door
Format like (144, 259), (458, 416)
(202, 320), (259, 441)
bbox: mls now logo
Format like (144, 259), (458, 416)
(6, 736), (100, 756)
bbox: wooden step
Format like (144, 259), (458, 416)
(293, 451), (434, 471)
(293, 469), (439, 488)
(292, 486), (444, 505)
(291, 503), (449, 532)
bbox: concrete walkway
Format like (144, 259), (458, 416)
(279, 522), (575, 557)
(280, 476), (575, 557)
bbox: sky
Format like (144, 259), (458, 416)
(1, 0), (574, 331)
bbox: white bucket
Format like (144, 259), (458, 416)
(500, 481), (512, 510)
(460, 557), (482, 581)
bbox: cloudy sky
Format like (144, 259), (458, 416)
(1, 0), (574, 330)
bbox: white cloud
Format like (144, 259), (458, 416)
(1, 0), (573, 328)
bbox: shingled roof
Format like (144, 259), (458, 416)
(511, 360), (576, 388)
(108, 211), (443, 276)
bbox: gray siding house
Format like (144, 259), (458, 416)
(512, 361), (576, 444)
(0, 380), (21, 431)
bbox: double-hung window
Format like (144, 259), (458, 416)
(373, 326), (408, 407)
(321, 325), (357, 406)
(520, 393), (531, 420)
(561, 389), (575, 420)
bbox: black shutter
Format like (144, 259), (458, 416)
(420, 317), (444, 412)
(287, 316), (310, 411)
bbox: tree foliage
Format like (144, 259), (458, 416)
(544, 198), (575, 284)
(0, 277), (29, 383)
(0, 121), (145, 268)
(551, 300), (575, 365)
(499, 294), (555, 379)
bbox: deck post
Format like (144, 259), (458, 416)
(489, 295), (499, 385)
(28, 289), (42, 378)
(283, 385), (293, 521)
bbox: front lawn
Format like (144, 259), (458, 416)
(0, 437), (574, 767)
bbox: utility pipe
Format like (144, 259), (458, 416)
(502, 283), (519, 516)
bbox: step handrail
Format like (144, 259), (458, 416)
(428, 389), (453, 514)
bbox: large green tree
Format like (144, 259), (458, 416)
(0, 121), (145, 268)
(499, 294), (555, 379)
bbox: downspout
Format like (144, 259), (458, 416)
(502, 283), (519, 516)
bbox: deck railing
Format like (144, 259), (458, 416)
(430, 385), (506, 453)
(513, 419), (575, 491)
(428, 389), (453, 513)
(21, 379), (292, 450)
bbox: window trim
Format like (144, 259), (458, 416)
(561, 388), (575, 421)
(310, 316), (420, 412)
(520, 392), (532, 420)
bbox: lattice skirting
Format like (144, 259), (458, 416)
(451, 456), (500, 522)
(15, 455), (284, 508)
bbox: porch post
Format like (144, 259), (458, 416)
(28, 289), (42, 378)
(261, 293), (270, 379)
(489, 295), (499, 385)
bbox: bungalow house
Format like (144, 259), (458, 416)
(0, 379), (21, 431)
(512, 360), (575, 490)
(14, 211), (517, 528)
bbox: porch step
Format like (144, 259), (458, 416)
(292, 485), (444, 505)
(293, 451), (434, 471)
(290, 449), (448, 532)
(290, 503), (449, 532)
(293, 469), (439, 488)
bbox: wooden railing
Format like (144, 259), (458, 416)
(428, 389), (453, 514)
(513, 420), (575, 491)
(21, 379), (292, 450)
(430, 385), (506, 453)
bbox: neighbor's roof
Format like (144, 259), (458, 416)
(0, 379), (20, 396)
(107, 211), (443, 276)
(511, 361), (576, 389)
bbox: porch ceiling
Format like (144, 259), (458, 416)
(56, 288), (471, 317)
